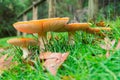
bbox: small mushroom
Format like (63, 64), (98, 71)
(87, 27), (111, 35)
(7, 38), (37, 59)
(13, 17), (69, 52)
(54, 23), (111, 45)
(65, 23), (91, 44)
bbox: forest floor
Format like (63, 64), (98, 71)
(0, 19), (120, 80)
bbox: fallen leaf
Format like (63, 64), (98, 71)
(40, 52), (63, 60)
(0, 48), (5, 53)
(106, 51), (110, 58)
(115, 39), (120, 50)
(100, 37), (115, 50)
(99, 37), (116, 58)
(40, 52), (69, 75)
(0, 54), (16, 74)
(39, 52), (52, 60)
(43, 58), (58, 75)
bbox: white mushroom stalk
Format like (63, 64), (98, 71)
(21, 47), (30, 59)
(68, 32), (75, 45)
(38, 32), (47, 52)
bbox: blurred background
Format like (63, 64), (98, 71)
(0, 0), (120, 38)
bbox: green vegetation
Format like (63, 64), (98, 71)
(0, 0), (120, 80)
(0, 18), (120, 80)
(0, 37), (12, 48)
(0, 0), (33, 37)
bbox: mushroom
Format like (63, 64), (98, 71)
(65, 23), (91, 44)
(7, 38), (37, 59)
(13, 17), (69, 52)
(86, 27), (111, 36)
(54, 23), (111, 45)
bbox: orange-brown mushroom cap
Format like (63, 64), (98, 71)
(13, 17), (69, 33)
(7, 38), (37, 47)
(54, 23), (91, 32)
(87, 27), (111, 33)
(65, 23), (91, 31)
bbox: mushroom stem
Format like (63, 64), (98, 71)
(21, 47), (30, 59)
(68, 31), (75, 45)
(38, 32), (47, 52)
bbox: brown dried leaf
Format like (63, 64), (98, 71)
(0, 54), (16, 74)
(39, 52), (52, 60)
(0, 48), (5, 53)
(43, 58), (58, 75)
(40, 52), (63, 60)
(115, 39), (120, 50)
(100, 37), (115, 50)
(106, 51), (110, 58)
(40, 52), (69, 75)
